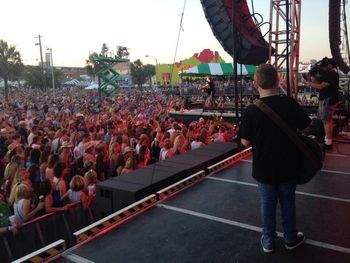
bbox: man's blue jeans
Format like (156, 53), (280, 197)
(258, 180), (298, 247)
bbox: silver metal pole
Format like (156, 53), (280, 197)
(49, 48), (55, 98)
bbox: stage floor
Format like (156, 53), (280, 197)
(56, 144), (350, 263)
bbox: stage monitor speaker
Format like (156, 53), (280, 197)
(95, 143), (238, 217)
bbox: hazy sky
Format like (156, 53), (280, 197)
(1, 0), (348, 67)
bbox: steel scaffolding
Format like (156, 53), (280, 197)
(89, 55), (129, 96)
(269, 0), (301, 97)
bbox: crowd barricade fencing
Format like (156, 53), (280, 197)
(0, 201), (94, 262)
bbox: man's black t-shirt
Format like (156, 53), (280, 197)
(319, 70), (339, 105)
(239, 95), (310, 184)
(207, 80), (215, 96)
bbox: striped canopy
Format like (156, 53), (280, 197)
(180, 63), (256, 77)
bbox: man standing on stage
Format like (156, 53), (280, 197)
(239, 64), (310, 253)
(202, 77), (216, 106)
(305, 57), (339, 150)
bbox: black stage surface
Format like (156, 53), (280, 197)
(56, 145), (350, 263)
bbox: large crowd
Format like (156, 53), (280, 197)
(0, 86), (238, 234)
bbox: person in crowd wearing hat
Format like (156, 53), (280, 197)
(60, 141), (73, 167)
(83, 141), (96, 164)
(6, 141), (22, 162)
(120, 157), (136, 175)
(116, 146), (135, 176)
(76, 113), (84, 119)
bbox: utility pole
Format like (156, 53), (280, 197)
(35, 34), (46, 91)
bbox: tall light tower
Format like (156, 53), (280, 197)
(35, 34), (47, 91)
(145, 54), (158, 86)
(47, 48), (55, 98)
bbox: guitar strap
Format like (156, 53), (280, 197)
(254, 100), (320, 169)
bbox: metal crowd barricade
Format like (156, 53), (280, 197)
(0, 212), (56, 262)
(11, 239), (66, 263)
(0, 201), (95, 262)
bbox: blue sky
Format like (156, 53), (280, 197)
(1, 0), (348, 67)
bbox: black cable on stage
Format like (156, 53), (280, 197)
(249, 0), (271, 38)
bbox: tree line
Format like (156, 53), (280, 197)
(0, 39), (157, 101)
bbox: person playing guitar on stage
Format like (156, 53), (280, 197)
(201, 77), (217, 106)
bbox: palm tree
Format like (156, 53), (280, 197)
(130, 59), (147, 89)
(0, 39), (23, 101)
(24, 65), (63, 89)
(143, 64), (156, 89)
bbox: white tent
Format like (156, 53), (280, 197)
(64, 79), (80, 85)
(85, 82), (98, 90)
(180, 63), (256, 76)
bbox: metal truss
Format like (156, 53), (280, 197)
(269, 0), (301, 97)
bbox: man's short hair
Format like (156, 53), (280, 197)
(254, 64), (278, 90)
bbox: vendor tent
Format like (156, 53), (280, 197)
(64, 79), (80, 85)
(85, 82), (98, 90)
(180, 63), (256, 77)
